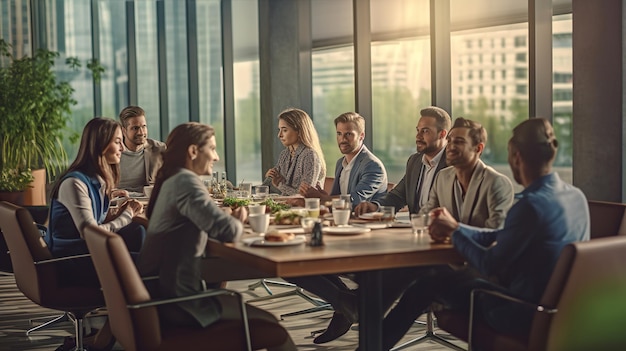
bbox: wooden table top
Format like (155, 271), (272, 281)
(207, 226), (463, 278)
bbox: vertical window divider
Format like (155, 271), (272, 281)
(221, 0), (237, 183)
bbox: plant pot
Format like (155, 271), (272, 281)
(0, 191), (25, 205)
(24, 169), (47, 206)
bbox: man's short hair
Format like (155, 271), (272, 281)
(510, 118), (558, 168)
(451, 117), (487, 146)
(119, 106), (146, 128)
(334, 112), (365, 135)
(420, 106), (452, 132)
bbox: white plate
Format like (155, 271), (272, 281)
(353, 222), (389, 230)
(323, 226), (371, 235)
(243, 235), (306, 247)
(358, 212), (384, 220)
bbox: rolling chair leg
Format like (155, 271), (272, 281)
(280, 303), (333, 320)
(27, 312), (70, 335)
(391, 310), (465, 351)
(247, 278), (297, 296)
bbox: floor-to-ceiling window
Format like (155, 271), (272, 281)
(97, 0), (128, 118)
(370, 0), (431, 184)
(233, 0), (261, 184)
(134, 1), (160, 139)
(552, 13), (572, 181)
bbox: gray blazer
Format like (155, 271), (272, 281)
(377, 152), (448, 213)
(331, 145), (387, 207)
(422, 159), (514, 228)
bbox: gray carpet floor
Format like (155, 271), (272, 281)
(0, 272), (466, 350)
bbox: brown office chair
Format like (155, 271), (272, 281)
(0, 201), (103, 350)
(83, 224), (291, 351)
(587, 200), (626, 238)
(435, 235), (626, 351)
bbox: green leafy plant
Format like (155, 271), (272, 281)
(0, 169), (34, 192)
(0, 39), (104, 192)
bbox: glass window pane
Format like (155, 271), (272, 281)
(1, 0), (32, 57)
(56, 0), (95, 162)
(553, 13), (572, 183)
(165, 0), (189, 128)
(451, 21), (529, 191)
(135, 1), (160, 139)
(232, 0), (261, 184)
(371, 39), (432, 184)
(312, 46), (355, 175)
(97, 0), (128, 118)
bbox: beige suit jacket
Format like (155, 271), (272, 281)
(422, 160), (513, 229)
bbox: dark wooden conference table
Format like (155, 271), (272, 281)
(206, 223), (463, 350)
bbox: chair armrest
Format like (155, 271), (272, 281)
(467, 288), (557, 351)
(33, 253), (92, 265)
(472, 288), (557, 314)
(128, 288), (252, 351)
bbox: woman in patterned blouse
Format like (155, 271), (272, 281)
(265, 108), (326, 195)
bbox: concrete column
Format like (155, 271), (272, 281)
(572, 0), (623, 201)
(258, 0), (312, 176)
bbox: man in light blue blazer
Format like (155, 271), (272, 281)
(300, 112), (387, 208)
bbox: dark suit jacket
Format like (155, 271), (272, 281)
(376, 151), (448, 213)
(331, 146), (387, 207)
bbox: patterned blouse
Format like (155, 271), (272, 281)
(274, 145), (325, 195)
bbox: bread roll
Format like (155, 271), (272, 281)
(265, 231), (295, 242)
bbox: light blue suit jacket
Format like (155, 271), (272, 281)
(331, 145), (387, 208)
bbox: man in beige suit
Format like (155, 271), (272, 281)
(421, 117), (513, 228)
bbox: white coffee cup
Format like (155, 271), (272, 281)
(248, 204), (266, 215)
(143, 185), (154, 197)
(249, 213), (270, 234)
(332, 209), (351, 226)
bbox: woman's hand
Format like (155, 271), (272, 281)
(266, 168), (284, 187)
(121, 199), (144, 217)
(111, 189), (129, 199)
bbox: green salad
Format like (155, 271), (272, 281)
(222, 197), (250, 208)
(261, 198), (290, 213)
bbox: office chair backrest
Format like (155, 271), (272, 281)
(84, 224), (162, 351)
(0, 201), (53, 303)
(587, 200), (626, 238)
(531, 236), (626, 350)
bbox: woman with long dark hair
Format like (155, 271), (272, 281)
(47, 117), (146, 285)
(140, 122), (295, 350)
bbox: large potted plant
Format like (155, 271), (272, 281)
(0, 39), (103, 204)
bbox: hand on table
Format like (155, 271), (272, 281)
(354, 202), (377, 217)
(222, 205), (248, 223)
(428, 207), (459, 243)
(299, 182), (329, 201)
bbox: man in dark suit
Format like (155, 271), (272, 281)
(295, 107), (452, 345)
(355, 106), (451, 216)
(300, 111), (388, 208)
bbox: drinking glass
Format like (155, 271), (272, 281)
(305, 198), (321, 218)
(410, 213), (429, 235)
(339, 194), (352, 210)
(379, 206), (395, 222)
(301, 217), (318, 233)
(255, 185), (269, 200)
(239, 183), (252, 198)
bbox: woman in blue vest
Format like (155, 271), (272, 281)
(46, 117), (146, 286)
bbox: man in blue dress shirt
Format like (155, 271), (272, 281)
(379, 117), (590, 350)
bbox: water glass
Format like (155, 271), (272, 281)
(301, 217), (318, 233)
(331, 199), (346, 210)
(411, 213), (429, 235)
(255, 185), (269, 199)
(239, 183), (252, 198)
(380, 206), (395, 222)
(332, 208), (351, 226)
(305, 198), (321, 218)
(339, 194), (352, 209)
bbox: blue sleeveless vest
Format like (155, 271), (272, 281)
(46, 171), (109, 257)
